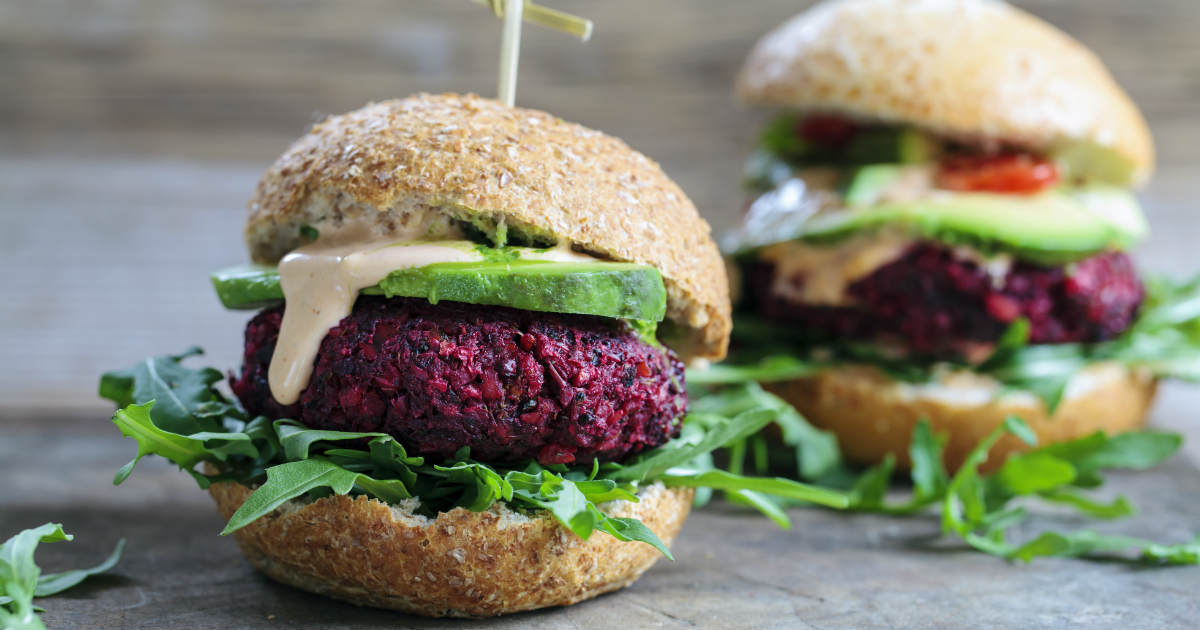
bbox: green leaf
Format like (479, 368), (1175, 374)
(99, 348), (225, 435)
(0, 523), (97, 629)
(658, 469), (849, 509)
(34, 539), (125, 597)
(685, 355), (818, 385)
(1072, 432), (1181, 472)
(909, 420), (949, 501)
(111, 402), (210, 485)
(222, 458), (410, 535)
(1038, 490), (1135, 519)
(433, 461), (513, 511)
(1010, 531), (1200, 564)
(849, 455), (896, 509)
(274, 420), (389, 461)
(594, 512), (674, 560)
(1003, 416), (1038, 447)
(995, 453), (1076, 494)
(942, 422), (1008, 537)
(607, 407), (776, 483)
(573, 479), (638, 504)
(508, 472), (594, 539)
(725, 490), (791, 529)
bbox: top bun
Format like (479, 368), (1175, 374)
(245, 93), (730, 362)
(737, 0), (1154, 186)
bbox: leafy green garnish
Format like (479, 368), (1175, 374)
(100, 350), (851, 557)
(0, 524), (124, 630)
(691, 352), (1195, 565)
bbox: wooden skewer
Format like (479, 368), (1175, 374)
(471, 0), (593, 41)
(497, 0), (524, 107)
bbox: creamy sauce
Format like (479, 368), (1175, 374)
(268, 226), (599, 404)
(758, 232), (913, 305)
(896, 362), (1133, 407)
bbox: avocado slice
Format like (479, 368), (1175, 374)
(800, 187), (1147, 265)
(211, 260), (667, 322)
(842, 164), (908, 206)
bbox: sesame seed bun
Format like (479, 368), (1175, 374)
(244, 93), (730, 362)
(737, 0), (1154, 186)
(764, 363), (1157, 472)
(208, 481), (693, 618)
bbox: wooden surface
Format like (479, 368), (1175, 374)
(2, 1), (1200, 628)
(4, 408), (1200, 629)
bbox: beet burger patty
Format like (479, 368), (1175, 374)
(232, 298), (687, 466)
(745, 244), (1144, 355)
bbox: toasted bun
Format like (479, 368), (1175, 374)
(245, 93), (730, 361)
(208, 481), (692, 618)
(765, 363), (1157, 472)
(737, 0), (1154, 185)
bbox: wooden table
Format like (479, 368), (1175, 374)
(5, 401), (1200, 629)
(3, 1), (1200, 628)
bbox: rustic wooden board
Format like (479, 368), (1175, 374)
(3, 0), (1200, 627)
(3, 405), (1200, 630)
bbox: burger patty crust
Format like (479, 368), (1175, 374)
(746, 243), (1144, 354)
(231, 298), (687, 466)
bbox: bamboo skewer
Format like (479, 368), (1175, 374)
(469, 0), (593, 106)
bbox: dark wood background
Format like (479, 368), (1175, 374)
(1, 0), (1198, 410)
(2, 1), (1199, 627)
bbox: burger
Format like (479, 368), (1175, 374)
(719, 0), (1199, 471)
(99, 93), (845, 617)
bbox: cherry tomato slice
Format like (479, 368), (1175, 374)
(936, 153), (1060, 194)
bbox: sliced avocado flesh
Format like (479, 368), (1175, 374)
(842, 164), (907, 206)
(800, 188), (1147, 265)
(210, 260), (667, 322)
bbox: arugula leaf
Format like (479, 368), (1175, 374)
(923, 416), (1193, 564)
(593, 513), (674, 559)
(606, 407), (776, 483)
(658, 469), (848, 509)
(222, 458), (413, 534)
(909, 420), (949, 501)
(686, 355), (817, 386)
(1037, 490), (1135, 519)
(111, 402), (212, 486)
(99, 347), (226, 434)
(273, 420), (389, 461)
(848, 455), (897, 509)
(686, 382), (841, 480)
(1011, 531), (1200, 564)
(0, 524), (123, 630)
(103, 349), (861, 558)
(33, 539), (125, 597)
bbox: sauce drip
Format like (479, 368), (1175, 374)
(267, 226), (598, 405)
(759, 232), (912, 306)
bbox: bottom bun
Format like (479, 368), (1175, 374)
(765, 362), (1157, 472)
(209, 481), (693, 618)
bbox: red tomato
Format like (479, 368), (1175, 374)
(797, 114), (859, 148)
(936, 153), (1060, 194)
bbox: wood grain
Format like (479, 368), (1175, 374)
(3, 410), (1200, 629)
(2, 2), (1200, 628)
